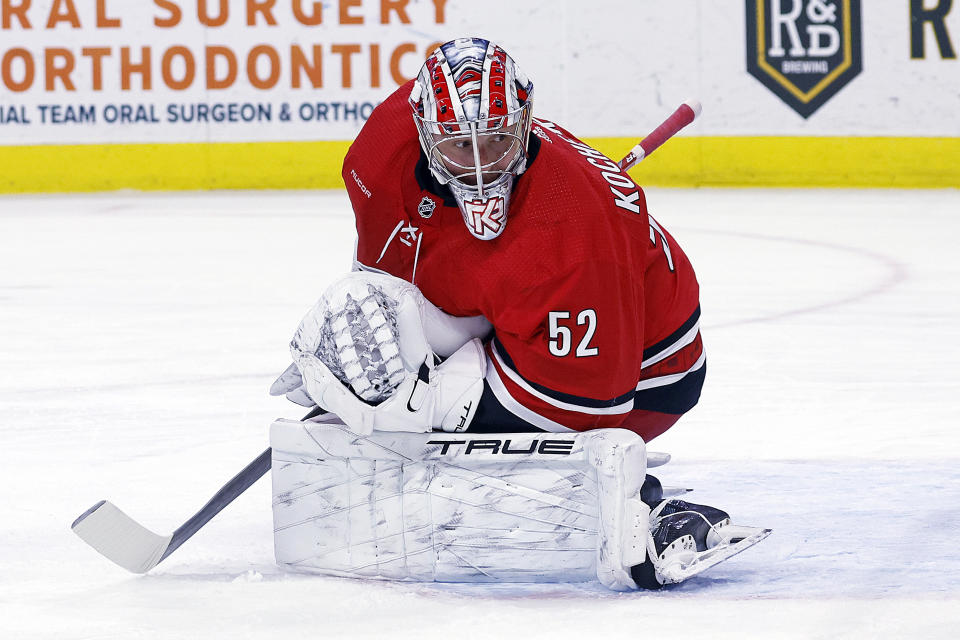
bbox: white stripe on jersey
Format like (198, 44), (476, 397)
(491, 342), (634, 416)
(485, 356), (575, 433)
(376, 221), (405, 264)
(641, 320), (701, 369)
(636, 351), (706, 392)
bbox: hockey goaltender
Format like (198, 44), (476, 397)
(72, 38), (769, 591)
(267, 38), (770, 590)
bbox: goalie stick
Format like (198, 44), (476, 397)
(71, 406), (323, 573)
(619, 100), (702, 171)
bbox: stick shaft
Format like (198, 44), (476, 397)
(160, 447), (272, 562)
(619, 100), (701, 171)
(158, 408), (327, 561)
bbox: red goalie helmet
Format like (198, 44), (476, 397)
(410, 38), (534, 241)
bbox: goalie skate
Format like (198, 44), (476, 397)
(631, 500), (771, 589)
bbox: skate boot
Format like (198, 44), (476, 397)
(640, 474), (663, 506)
(631, 499), (771, 589)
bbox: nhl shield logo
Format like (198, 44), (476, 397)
(417, 196), (436, 219)
(746, 1), (862, 118)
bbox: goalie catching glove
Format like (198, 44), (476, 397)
(278, 272), (487, 435)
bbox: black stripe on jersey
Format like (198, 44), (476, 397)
(469, 382), (549, 433)
(633, 361), (707, 414)
(354, 261), (390, 275)
(413, 135), (543, 208)
(414, 153), (458, 207)
(492, 336), (636, 409)
(642, 306), (701, 362)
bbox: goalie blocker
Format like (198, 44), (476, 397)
(271, 418), (769, 590)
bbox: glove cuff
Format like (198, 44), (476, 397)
(436, 339), (486, 433)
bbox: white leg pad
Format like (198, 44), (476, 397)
(270, 419), (650, 590)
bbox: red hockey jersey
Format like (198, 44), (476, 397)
(343, 81), (704, 441)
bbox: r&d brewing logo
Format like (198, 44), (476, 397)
(746, 1), (862, 118)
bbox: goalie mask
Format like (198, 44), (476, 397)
(410, 38), (534, 241)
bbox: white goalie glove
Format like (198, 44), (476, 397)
(274, 272), (490, 435)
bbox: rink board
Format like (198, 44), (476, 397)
(1, 3), (957, 192)
(2, 136), (958, 193)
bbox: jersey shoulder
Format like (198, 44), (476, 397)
(342, 81), (421, 203)
(343, 81), (424, 273)
(501, 119), (651, 281)
(527, 118), (648, 219)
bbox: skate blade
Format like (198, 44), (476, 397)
(658, 525), (772, 584)
(660, 485), (693, 499)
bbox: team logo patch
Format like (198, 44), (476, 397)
(746, 0), (862, 118)
(465, 197), (505, 236)
(417, 196), (436, 219)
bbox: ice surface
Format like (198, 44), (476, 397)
(1, 189), (958, 638)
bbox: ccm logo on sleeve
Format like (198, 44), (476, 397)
(427, 439), (574, 455)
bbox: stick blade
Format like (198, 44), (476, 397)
(72, 500), (173, 573)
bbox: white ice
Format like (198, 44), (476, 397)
(1, 188), (958, 639)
